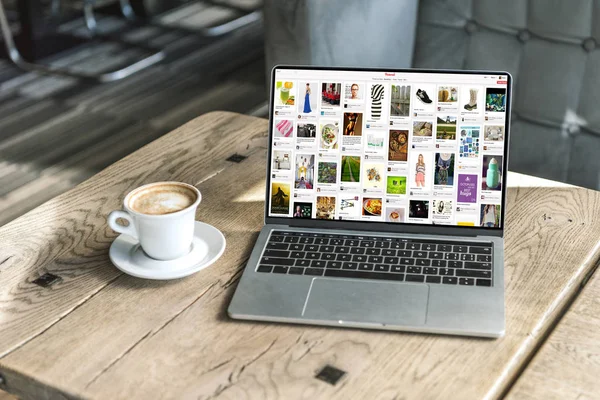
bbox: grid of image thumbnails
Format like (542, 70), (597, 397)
(269, 75), (507, 228)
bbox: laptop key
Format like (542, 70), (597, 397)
(342, 262), (358, 270)
(423, 244), (436, 251)
(261, 257), (294, 266)
(345, 239), (359, 246)
(476, 279), (492, 287)
(453, 245), (468, 253)
(465, 262), (491, 270)
(442, 277), (458, 285)
(426, 276), (441, 284)
(290, 251), (305, 258)
(368, 256), (383, 263)
(257, 265), (273, 273)
(445, 253), (460, 260)
(391, 242), (406, 249)
(456, 270), (491, 279)
(374, 264), (390, 272)
(416, 259), (431, 266)
(432, 260), (447, 267)
(438, 244), (452, 252)
(400, 258), (415, 265)
(320, 245), (334, 252)
(429, 252), (443, 259)
(307, 253), (320, 260)
(366, 248), (381, 255)
(439, 268), (454, 276)
(290, 244), (304, 251)
(375, 242), (390, 249)
(296, 259), (311, 267)
(360, 241), (375, 248)
(336, 246), (350, 254)
(305, 268), (324, 276)
(390, 265), (405, 273)
(477, 255), (492, 262)
(284, 237), (299, 243)
(460, 254), (476, 262)
(384, 256), (399, 264)
(382, 249), (396, 257)
(407, 243), (421, 250)
(325, 269), (404, 281)
(352, 254), (367, 262)
(424, 267), (438, 275)
(398, 250), (412, 257)
(266, 243), (288, 250)
(406, 274), (425, 282)
(289, 267), (304, 275)
(263, 250), (290, 258)
(315, 238), (329, 245)
(448, 261), (463, 268)
(306, 244), (319, 252)
(269, 235), (284, 242)
(350, 247), (365, 255)
(459, 278), (475, 286)
(331, 239), (344, 246)
(299, 237), (314, 244)
(327, 261), (342, 269)
(273, 266), (288, 274)
(470, 246), (492, 255)
(321, 253), (336, 260)
(358, 263), (374, 271)
(407, 266), (422, 274)
(414, 251), (427, 258)
(312, 260), (327, 268)
(336, 254), (352, 261)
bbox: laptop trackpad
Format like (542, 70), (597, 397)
(302, 278), (428, 326)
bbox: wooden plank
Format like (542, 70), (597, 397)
(1, 112), (600, 399)
(0, 390), (18, 400)
(0, 111), (267, 357)
(507, 266), (600, 400)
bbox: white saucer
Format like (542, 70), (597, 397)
(109, 221), (226, 280)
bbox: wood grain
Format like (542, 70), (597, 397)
(507, 265), (600, 400)
(1, 112), (600, 399)
(0, 390), (18, 400)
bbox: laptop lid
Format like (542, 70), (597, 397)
(264, 66), (511, 237)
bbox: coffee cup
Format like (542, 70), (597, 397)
(108, 182), (201, 260)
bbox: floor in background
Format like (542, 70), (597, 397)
(0, 9), (268, 228)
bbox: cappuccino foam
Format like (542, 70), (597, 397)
(129, 183), (197, 215)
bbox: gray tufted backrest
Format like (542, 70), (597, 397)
(412, 0), (600, 190)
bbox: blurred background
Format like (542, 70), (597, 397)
(0, 0), (599, 232)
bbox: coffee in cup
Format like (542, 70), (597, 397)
(128, 183), (197, 215)
(108, 182), (201, 261)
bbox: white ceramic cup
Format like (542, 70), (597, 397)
(108, 182), (201, 261)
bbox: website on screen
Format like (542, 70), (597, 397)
(268, 69), (508, 228)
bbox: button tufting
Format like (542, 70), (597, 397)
(464, 20), (477, 34)
(517, 30), (531, 42)
(582, 38), (596, 52)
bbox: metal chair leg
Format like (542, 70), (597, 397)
(0, 0), (165, 82)
(83, 0), (98, 34)
(119, 0), (136, 21)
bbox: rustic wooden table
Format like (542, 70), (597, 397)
(1, 112), (600, 400)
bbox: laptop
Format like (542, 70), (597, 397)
(228, 66), (511, 338)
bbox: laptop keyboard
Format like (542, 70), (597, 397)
(256, 231), (493, 287)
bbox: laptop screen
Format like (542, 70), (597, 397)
(267, 67), (510, 229)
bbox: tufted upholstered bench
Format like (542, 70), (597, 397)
(264, 0), (600, 190)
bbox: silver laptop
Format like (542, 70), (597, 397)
(228, 66), (511, 338)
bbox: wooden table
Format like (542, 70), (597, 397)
(1, 111), (600, 400)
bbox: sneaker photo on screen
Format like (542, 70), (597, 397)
(416, 89), (432, 104)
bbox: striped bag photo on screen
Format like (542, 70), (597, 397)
(371, 84), (384, 120)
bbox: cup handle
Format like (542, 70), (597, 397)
(108, 210), (138, 239)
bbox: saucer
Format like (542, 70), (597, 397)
(109, 221), (226, 280)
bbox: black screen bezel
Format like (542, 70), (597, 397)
(264, 65), (511, 238)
